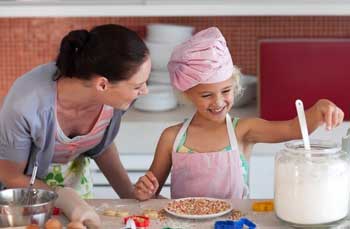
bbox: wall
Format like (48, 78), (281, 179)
(1, 16), (350, 98)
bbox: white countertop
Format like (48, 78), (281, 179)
(2, 0), (350, 17)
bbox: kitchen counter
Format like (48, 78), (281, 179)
(2, 0), (350, 17)
(49, 199), (350, 228)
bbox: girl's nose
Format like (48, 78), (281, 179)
(139, 84), (149, 95)
(214, 96), (225, 107)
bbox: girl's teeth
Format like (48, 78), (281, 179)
(211, 107), (224, 112)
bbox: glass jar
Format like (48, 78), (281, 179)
(274, 139), (350, 226)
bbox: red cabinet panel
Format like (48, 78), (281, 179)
(259, 39), (350, 120)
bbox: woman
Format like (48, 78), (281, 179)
(0, 24), (151, 198)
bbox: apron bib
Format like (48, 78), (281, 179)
(44, 156), (93, 199)
(171, 113), (247, 199)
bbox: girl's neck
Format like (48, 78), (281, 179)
(191, 112), (227, 129)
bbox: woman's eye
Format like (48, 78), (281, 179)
(222, 89), (231, 94)
(201, 94), (211, 98)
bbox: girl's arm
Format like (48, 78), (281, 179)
(238, 99), (343, 145)
(94, 143), (134, 198)
(134, 125), (178, 200)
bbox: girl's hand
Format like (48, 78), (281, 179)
(314, 99), (344, 130)
(133, 171), (159, 201)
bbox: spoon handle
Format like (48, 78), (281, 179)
(295, 99), (311, 150)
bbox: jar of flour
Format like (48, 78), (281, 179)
(274, 140), (350, 226)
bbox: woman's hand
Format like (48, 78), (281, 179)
(133, 171), (159, 201)
(312, 99), (344, 130)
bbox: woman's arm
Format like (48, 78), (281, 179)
(0, 160), (50, 189)
(238, 99), (343, 145)
(94, 143), (134, 198)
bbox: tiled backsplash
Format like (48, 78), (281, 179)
(1, 16), (350, 97)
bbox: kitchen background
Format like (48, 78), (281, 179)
(2, 16), (350, 99)
(1, 1), (350, 199)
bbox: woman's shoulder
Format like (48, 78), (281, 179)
(7, 62), (57, 107)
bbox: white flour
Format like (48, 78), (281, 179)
(275, 158), (350, 225)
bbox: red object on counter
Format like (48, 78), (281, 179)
(259, 39), (350, 120)
(52, 207), (60, 215)
(124, 215), (150, 227)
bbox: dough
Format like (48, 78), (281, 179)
(102, 209), (117, 217)
(45, 218), (62, 229)
(115, 210), (129, 217)
(67, 221), (87, 229)
(143, 209), (158, 219)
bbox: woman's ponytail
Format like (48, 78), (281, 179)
(56, 29), (89, 78)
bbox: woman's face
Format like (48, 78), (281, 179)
(184, 78), (235, 122)
(99, 56), (151, 110)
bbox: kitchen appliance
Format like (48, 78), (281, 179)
(0, 188), (58, 227)
(259, 39), (350, 120)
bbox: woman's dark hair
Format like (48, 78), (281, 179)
(55, 24), (149, 82)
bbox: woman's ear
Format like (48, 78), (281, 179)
(95, 76), (109, 92)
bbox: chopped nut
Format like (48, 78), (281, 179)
(230, 209), (244, 220)
(166, 198), (231, 215)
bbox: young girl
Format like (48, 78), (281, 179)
(134, 27), (344, 200)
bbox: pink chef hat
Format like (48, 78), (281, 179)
(167, 27), (235, 91)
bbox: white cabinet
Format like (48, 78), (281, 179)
(90, 155), (171, 199)
(249, 154), (275, 199)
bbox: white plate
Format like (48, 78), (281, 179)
(164, 197), (232, 220)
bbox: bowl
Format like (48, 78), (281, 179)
(148, 70), (171, 85)
(146, 23), (194, 44)
(145, 40), (179, 70)
(233, 75), (257, 107)
(0, 188), (58, 227)
(134, 85), (178, 112)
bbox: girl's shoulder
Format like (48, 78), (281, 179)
(161, 123), (183, 141)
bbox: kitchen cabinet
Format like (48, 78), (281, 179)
(2, 0), (350, 17)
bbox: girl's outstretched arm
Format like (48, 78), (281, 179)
(238, 99), (344, 146)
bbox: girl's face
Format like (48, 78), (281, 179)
(96, 56), (151, 110)
(185, 78), (235, 122)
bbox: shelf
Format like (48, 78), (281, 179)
(1, 0), (350, 17)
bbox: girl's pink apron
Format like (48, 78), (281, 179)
(171, 113), (245, 199)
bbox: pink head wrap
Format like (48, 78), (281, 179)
(168, 27), (235, 91)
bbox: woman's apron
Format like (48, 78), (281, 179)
(44, 156), (93, 199)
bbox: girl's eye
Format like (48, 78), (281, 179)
(222, 89), (231, 94)
(201, 94), (211, 98)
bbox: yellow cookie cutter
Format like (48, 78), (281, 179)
(252, 201), (274, 212)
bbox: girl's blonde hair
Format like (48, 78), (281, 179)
(232, 66), (243, 99)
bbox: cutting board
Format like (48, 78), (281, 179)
(259, 39), (350, 120)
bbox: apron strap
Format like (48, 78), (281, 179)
(172, 113), (196, 152)
(226, 114), (239, 151)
